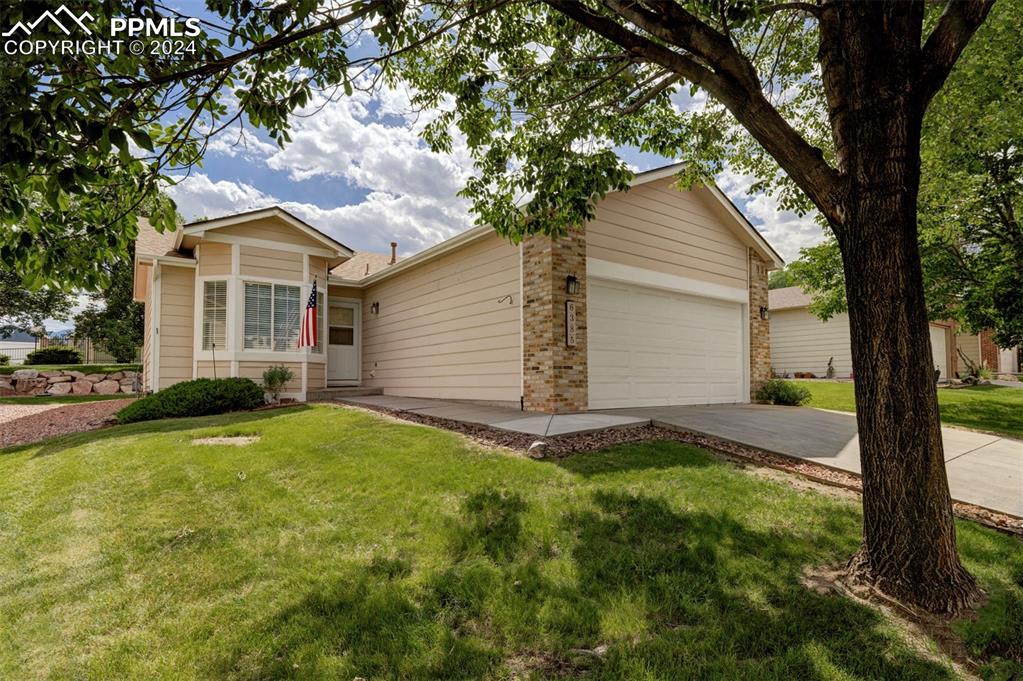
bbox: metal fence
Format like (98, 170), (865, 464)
(0, 336), (139, 365)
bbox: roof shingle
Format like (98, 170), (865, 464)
(768, 286), (812, 310)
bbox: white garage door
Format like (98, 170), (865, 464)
(929, 325), (948, 379)
(588, 279), (745, 409)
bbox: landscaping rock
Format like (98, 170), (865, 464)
(122, 371), (137, 378)
(47, 382), (73, 396)
(84, 374), (106, 383)
(12, 369), (39, 380)
(40, 371), (63, 378)
(106, 372), (124, 381)
(119, 385), (135, 393)
(47, 375), (72, 383)
(71, 380), (93, 395)
(0, 382), (15, 397)
(17, 378), (48, 395)
(93, 380), (121, 395)
(65, 371), (85, 380)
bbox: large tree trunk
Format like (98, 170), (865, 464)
(822, 3), (981, 615)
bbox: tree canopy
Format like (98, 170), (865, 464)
(787, 0), (1022, 347)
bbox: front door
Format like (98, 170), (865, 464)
(327, 301), (360, 383)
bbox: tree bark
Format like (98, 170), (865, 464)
(820, 2), (981, 615)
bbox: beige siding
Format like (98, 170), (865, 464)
(195, 360), (231, 379)
(309, 256), (329, 284)
(307, 362), (326, 390)
(586, 179), (749, 289)
(158, 265), (195, 389)
(770, 309), (854, 377)
(239, 245), (303, 281)
(361, 233), (521, 402)
(958, 333), (982, 368)
(196, 242), (232, 276)
(328, 284), (362, 300)
(238, 361), (302, 391)
(215, 217), (326, 250)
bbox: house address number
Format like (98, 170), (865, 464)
(566, 301), (577, 347)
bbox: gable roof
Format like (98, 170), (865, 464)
(180, 207), (354, 257)
(331, 251), (401, 280)
(631, 163), (785, 269)
(135, 217), (181, 258)
(768, 286), (812, 310)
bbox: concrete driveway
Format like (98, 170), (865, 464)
(598, 404), (1022, 517)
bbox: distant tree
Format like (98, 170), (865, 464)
(767, 268), (794, 290)
(73, 250), (143, 363)
(0, 267), (73, 336)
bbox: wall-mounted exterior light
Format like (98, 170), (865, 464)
(565, 275), (580, 295)
(760, 306), (769, 320)
(370, 302), (380, 314)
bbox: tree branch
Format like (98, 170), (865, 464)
(544, 0), (844, 226)
(919, 0), (995, 106)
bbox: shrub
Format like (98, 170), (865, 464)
(755, 379), (812, 406)
(262, 364), (295, 403)
(0, 354), (8, 366)
(25, 346), (82, 365)
(117, 378), (264, 424)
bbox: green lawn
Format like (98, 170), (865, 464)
(0, 363), (140, 376)
(0, 394), (133, 405)
(1, 406), (1020, 680)
(800, 381), (1023, 439)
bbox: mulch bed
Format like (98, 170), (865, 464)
(0, 399), (133, 449)
(326, 400), (1023, 536)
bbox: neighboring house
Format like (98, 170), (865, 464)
(955, 329), (1020, 375)
(768, 286), (1019, 379)
(133, 164), (784, 412)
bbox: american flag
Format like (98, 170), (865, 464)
(299, 280), (317, 348)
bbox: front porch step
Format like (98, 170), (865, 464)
(307, 387), (384, 401)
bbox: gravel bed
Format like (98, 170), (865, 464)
(0, 399), (133, 449)
(327, 401), (1023, 536)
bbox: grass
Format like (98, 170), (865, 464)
(1, 405), (1020, 680)
(0, 363), (140, 376)
(0, 394), (134, 405)
(799, 381), (1023, 439)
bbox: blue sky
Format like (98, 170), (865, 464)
(157, 2), (825, 263)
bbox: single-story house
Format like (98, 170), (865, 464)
(768, 286), (1019, 378)
(133, 164), (784, 412)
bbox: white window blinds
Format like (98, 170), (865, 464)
(244, 282), (300, 351)
(202, 280), (227, 351)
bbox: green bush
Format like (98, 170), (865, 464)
(25, 346), (82, 365)
(262, 364), (295, 403)
(755, 379), (812, 406)
(117, 378), (265, 424)
(0, 354), (8, 366)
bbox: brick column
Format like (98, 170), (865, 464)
(749, 250), (771, 398)
(521, 229), (588, 413)
(979, 330), (1000, 372)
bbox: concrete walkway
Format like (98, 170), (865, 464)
(599, 404), (1022, 517)
(338, 394), (648, 436)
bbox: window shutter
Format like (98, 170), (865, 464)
(202, 281), (227, 351)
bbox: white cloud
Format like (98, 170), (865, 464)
(715, 168), (828, 263)
(166, 173), (470, 255)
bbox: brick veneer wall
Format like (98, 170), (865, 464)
(749, 250), (771, 397)
(521, 229), (588, 413)
(979, 330), (1000, 372)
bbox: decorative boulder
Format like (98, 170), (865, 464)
(0, 380), (15, 397)
(106, 372), (124, 381)
(71, 380), (93, 395)
(84, 374), (106, 383)
(12, 369), (39, 381)
(47, 381), (73, 396)
(17, 378), (48, 395)
(65, 371), (85, 380)
(93, 380), (121, 395)
(47, 375), (72, 383)
(40, 371), (63, 378)
(122, 371), (137, 378)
